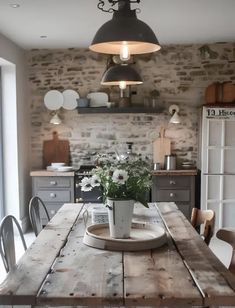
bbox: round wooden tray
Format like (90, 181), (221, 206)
(83, 222), (167, 251)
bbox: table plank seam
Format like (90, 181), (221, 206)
(122, 251), (125, 306)
(154, 202), (205, 306)
(157, 202), (235, 306)
(35, 203), (86, 304)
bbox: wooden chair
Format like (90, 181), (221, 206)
(0, 215), (27, 272)
(216, 229), (235, 275)
(29, 196), (50, 236)
(191, 208), (215, 245)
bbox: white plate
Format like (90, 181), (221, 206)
(51, 162), (65, 167)
(62, 89), (80, 110)
(46, 166), (58, 171)
(87, 92), (108, 107)
(44, 90), (64, 110)
(57, 166), (74, 172)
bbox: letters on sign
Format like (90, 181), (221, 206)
(206, 108), (235, 119)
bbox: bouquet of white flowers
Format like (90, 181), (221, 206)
(80, 159), (152, 207)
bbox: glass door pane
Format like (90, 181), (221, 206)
(225, 121), (235, 146)
(209, 120), (222, 146)
(208, 149), (222, 173)
(224, 149), (235, 173)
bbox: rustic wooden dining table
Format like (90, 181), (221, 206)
(1, 202), (235, 307)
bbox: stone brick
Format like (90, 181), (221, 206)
(27, 43), (235, 169)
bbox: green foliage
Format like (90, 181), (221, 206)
(91, 159), (152, 207)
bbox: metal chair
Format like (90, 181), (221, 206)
(0, 215), (27, 272)
(191, 208), (215, 245)
(216, 229), (235, 276)
(29, 196), (50, 236)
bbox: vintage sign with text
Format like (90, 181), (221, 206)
(206, 107), (235, 119)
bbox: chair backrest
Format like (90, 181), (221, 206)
(29, 196), (50, 236)
(216, 229), (235, 275)
(0, 215), (27, 272)
(191, 208), (215, 245)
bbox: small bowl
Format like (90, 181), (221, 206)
(51, 162), (65, 167)
(57, 166), (74, 172)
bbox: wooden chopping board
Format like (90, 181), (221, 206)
(43, 131), (70, 168)
(153, 128), (171, 166)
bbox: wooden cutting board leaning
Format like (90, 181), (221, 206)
(43, 131), (70, 168)
(153, 127), (171, 168)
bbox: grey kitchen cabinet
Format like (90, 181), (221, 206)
(151, 172), (197, 220)
(31, 172), (74, 225)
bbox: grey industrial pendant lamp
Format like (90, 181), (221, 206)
(90, 0), (161, 60)
(101, 64), (143, 89)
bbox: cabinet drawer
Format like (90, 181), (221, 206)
(34, 177), (72, 188)
(37, 190), (71, 202)
(154, 176), (190, 188)
(155, 189), (190, 202)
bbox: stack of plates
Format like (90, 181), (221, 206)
(46, 163), (74, 172)
(181, 162), (195, 169)
(87, 92), (108, 107)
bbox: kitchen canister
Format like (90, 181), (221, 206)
(164, 154), (176, 170)
(77, 98), (90, 107)
(91, 207), (109, 224)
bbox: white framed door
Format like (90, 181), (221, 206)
(201, 107), (235, 229)
(0, 68), (5, 220)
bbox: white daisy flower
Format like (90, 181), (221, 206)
(112, 169), (129, 185)
(91, 174), (101, 187)
(80, 177), (92, 191)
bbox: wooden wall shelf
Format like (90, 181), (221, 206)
(202, 103), (235, 108)
(77, 106), (164, 114)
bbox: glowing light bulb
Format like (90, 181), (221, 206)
(120, 42), (130, 61)
(119, 81), (127, 90)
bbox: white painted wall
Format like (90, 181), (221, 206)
(0, 33), (30, 231)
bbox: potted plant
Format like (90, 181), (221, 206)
(80, 159), (152, 239)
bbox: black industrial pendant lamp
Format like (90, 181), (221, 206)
(101, 64), (143, 89)
(90, 0), (161, 60)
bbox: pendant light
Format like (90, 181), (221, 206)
(101, 64), (143, 89)
(90, 0), (161, 59)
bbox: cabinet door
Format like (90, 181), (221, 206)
(152, 176), (195, 220)
(32, 176), (75, 222)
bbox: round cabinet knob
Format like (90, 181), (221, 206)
(50, 181), (57, 186)
(170, 192), (175, 198)
(169, 180), (176, 185)
(50, 193), (56, 198)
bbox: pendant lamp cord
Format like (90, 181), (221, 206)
(97, 0), (140, 13)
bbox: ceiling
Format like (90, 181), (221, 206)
(0, 0), (234, 50)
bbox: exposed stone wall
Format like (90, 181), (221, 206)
(27, 43), (235, 169)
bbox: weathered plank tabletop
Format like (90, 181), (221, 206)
(1, 202), (235, 307)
